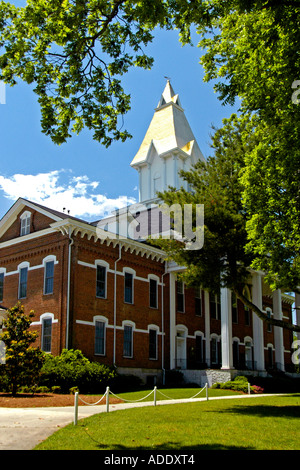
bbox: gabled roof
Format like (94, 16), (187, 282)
(0, 197), (88, 240)
(130, 80), (205, 167)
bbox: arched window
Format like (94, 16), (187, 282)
(41, 313), (54, 353)
(95, 260), (109, 299)
(123, 321), (135, 358)
(148, 324), (159, 360)
(94, 315), (108, 356)
(20, 211), (31, 236)
(18, 262), (29, 299)
(43, 255), (57, 295)
(123, 268), (135, 304)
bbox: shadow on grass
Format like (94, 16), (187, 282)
(215, 404), (300, 419)
(91, 442), (255, 451)
(80, 426), (254, 451)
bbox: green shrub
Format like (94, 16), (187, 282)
(39, 349), (117, 394)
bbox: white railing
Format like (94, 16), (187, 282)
(73, 383), (209, 425)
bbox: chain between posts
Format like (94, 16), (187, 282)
(73, 383), (209, 425)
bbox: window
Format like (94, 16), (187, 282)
(195, 287), (202, 316)
(149, 278), (158, 308)
(268, 345), (273, 367)
(124, 272), (133, 304)
(211, 337), (218, 364)
(233, 339), (239, 368)
(232, 292), (238, 323)
(177, 280), (184, 312)
(0, 272), (4, 302)
(266, 308), (272, 333)
(195, 335), (203, 363)
(18, 267), (28, 299)
(244, 304), (250, 326)
(123, 325), (133, 357)
(210, 292), (220, 319)
(95, 320), (106, 355)
(96, 265), (106, 298)
(243, 286), (251, 326)
(42, 317), (52, 352)
(44, 261), (54, 295)
(20, 211), (31, 236)
(149, 329), (157, 360)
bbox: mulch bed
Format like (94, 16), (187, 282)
(0, 392), (123, 408)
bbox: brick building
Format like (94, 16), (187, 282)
(0, 81), (298, 385)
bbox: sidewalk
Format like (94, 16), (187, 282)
(0, 393), (279, 450)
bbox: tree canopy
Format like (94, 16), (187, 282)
(0, 0), (170, 145)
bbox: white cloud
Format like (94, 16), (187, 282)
(0, 170), (136, 220)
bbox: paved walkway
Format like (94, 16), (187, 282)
(0, 394), (281, 450)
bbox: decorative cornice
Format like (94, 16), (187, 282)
(50, 219), (166, 263)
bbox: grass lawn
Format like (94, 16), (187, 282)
(34, 391), (300, 451)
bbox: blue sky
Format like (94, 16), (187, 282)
(0, 26), (237, 222)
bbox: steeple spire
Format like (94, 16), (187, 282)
(157, 79), (182, 109)
(131, 80), (205, 203)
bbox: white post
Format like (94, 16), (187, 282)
(206, 383), (208, 401)
(248, 382), (251, 395)
(106, 386), (110, 413)
(154, 386), (157, 406)
(74, 392), (78, 425)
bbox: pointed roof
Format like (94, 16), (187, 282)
(130, 80), (205, 167)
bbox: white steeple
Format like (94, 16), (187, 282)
(131, 80), (205, 203)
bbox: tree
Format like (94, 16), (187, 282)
(153, 113), (300, 333)
(0, 0), (169, 145)
(189, 0), (300, 292)
(0, 303), (45, 396)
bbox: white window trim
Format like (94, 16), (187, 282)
(41, 314), (53, 353)
(18, 262), (29, 299)
(148, 274), (159, 309)
(176, 279), (185, 313)
(122, 320), (135, 358)
(123, 268), (135, 304)
(20, 211), (31, 236)
(148, 324), (159, 360)
(95, 260), (109, 299)
(43, 256), (57, 295)
(94, 316), (108, 356)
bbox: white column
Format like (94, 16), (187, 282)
(295, 292), (300, 341)
(138, 168), (142, 202)
(169, 272), (176, 369)
(221, 288), (233, 369)
(252, 272), (265, 371)
(173, 155), (178, 188)
(204, 290), (211, 367)
(162, 158), (167, 192)
(273, 289), (285, 371)
(147, 163), (151, 200)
